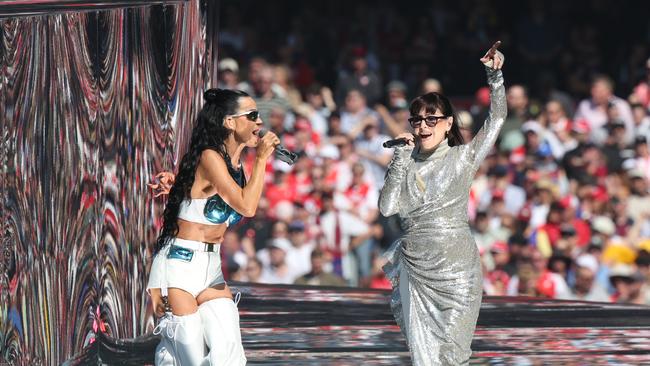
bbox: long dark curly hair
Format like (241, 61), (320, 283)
(155, 88), (249, 253)
(409, 92), (465, 147)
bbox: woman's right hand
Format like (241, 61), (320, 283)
(395, 132), (416, 147)
(256, 131), (281, 160)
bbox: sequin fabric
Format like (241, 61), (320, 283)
(379, 67), (506, 365)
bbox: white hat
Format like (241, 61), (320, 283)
(521, 120), (543, 135)
(609, 263), (635, 278)
(319, 144), (340, 160)
(218, 58), (239, 73)
(575, 254), (599, 273)
(592, 216), (615, 236)
(268, 238), (293, 252)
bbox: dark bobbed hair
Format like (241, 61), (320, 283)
(155, 88), (249, 253)
(408, 92), (465, 147)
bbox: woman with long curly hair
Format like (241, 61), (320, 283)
(147, 88), (280, 365)
(379, 42), (506, 365)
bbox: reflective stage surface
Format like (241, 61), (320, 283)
(83, 284), (650, 365)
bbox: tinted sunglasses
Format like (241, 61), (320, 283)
(408, 114), (449, 128)
(231, 110), (259, 122)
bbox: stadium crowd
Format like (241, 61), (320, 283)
(193, 0), (650, 304)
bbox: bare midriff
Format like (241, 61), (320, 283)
(175, 218), (227, 244)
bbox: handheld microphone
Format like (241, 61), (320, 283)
(382, 138), (409, 148)
(259, 129), (298, 165)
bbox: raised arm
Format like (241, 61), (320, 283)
(466, 42), (507, 172)
(379, 134), (414, 216)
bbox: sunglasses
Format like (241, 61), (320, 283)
(230, 110), (259, 122)
(408, 114), (449, 128)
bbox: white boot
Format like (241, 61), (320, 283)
(154, 311), (208, 365)
(198, 297), (247, 365)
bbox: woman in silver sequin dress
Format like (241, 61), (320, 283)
(379, 42), (506, 365)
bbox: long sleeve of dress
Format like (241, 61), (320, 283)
(378, 145), (413, 217)
(464, 67), (507, 172)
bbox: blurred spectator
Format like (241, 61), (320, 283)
(609, 264), (647, 304)
(244, 257), (263, 283)
(575, 75), (635, 145)
(335, 46), (382, 106)
(212, 0), (650, 305)
(286, 221), (316, 279)
(259, 238), (296, 284)
(420, 78), (442, 95)
(631, 103), (650, 143)
(499, 85), (530, 151)
(569, 254), (610, 302)
(340, 89), (381, 139)
(629, 57), (650, 109)
(217, 58), (240, 89)
(294, 248), (347, 287)
(249, 65), (292, 129)
(354, 120), (392, 188)
(633, 137), (650, 182)
(544, 100), (577, 154)
(318, 190), (372, 286)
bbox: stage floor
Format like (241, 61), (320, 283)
(77, 283), (650, 365)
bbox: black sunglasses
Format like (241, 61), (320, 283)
(231, 110), (259, 122)
(408, 114), (449, 128)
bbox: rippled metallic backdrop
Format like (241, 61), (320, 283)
(0, 1), (217, 364)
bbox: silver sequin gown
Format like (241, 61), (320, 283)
(379, 67), (506, 365)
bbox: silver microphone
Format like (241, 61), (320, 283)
(258, 129), (298, 165)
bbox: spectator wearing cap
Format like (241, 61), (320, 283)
(385, 80), (408, 111)
(491, 241), (516, 276)
(609, 263), (647, 304)
(217, 57), (240, 89)
(626, 167), (650, 226)
(286, 221), (316, 279)
(559, 196), (592, 248)
(521, 120), (564, 161)
(574, 75), (635, 145)
(335, 46), (382, 106)
(569, 254), (610, 302)
(259, 238), (296, 284)
(294, 248), (347, 287)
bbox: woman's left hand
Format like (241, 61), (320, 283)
(148, 171), (175, 197)
(480, 41), (505, 70)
